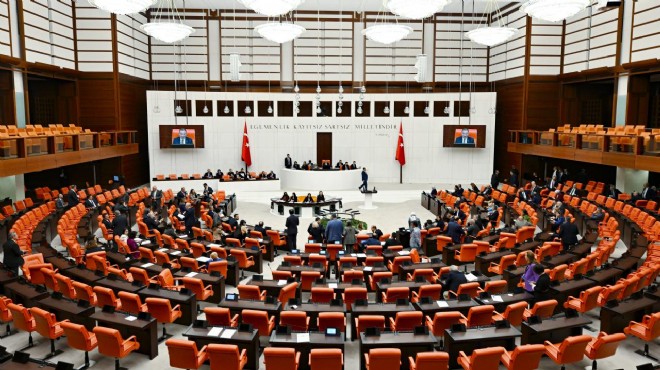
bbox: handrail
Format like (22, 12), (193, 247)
(0, 131), (137, 159)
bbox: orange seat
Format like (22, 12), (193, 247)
(354, 315), (385, 340)
(264, 347), (301, 370)
(204, 307), (239, 327)
(411, 285), (442, 303)
(238, 285), (267, 301)
(492, 301), (527, 327)
(460, 305), (495, 327)
(448, 282), (480, 299)
(500, 344), (546, 370)
(365, 348), (401, 370)
(207, 344), (248, 370)
(389, 311), (423, 332)
(183, 277), (214, 301)
(157, 269), (184, 291)
(301, 271), (322, 292)
(523, 299), (557, 320)
(481, 280), (507, 295)
(381, 287), (410, 303)
(7, 302), (36, 349)
(54, 273), (76, 299)
(0, 296), (13, 337)
(129, 267), (154, 286)
(584, 331), (627, 370)
(279, 311), (310, 331)
(457, 347), (506, 370)
(317, 312), (346, 332)
(31, 306), (66, 358)
(544, 335), (593, 370)
(454, 244), (478, 263)
(278, 282), (299, 305)
(342, 287), (368, 311)
(93, 326), (140, 370)
(624, 312), (660, 360)
(208, 261), (228, 278)
(407, 269), (438, 283)
(72, 281), (97, 306)
(94, 286), (122, 310)
(369, 272), (393, 291)
(231, 249), (255, 277)
(165, 338), (209, 370)
(408, 351), (449, 370)
(146, 297), (182, 341)
(426, 311), (464, 346)
(309, 348), (343, 370)
(272, 271), (293, 280)
(563, 286), (603, 313)
(242, 309), (275, 336)
(61, 321), (98, 368)
(118, 291), (148, 314)
(311, 287), (335, 303)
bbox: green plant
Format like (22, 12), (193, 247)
(319, 217), (368, 231)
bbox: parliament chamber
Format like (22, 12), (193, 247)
(0, 0), (659, 370)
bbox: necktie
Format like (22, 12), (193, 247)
(463, 138), (466, 144)
(643, 189), (647, 197)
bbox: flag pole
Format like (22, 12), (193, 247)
(399, 164), (402, 184)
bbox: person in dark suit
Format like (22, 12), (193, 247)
(55, 194), (66, 211)
(322, 161), (331, 170)
(454, 128), (475, 145)
(307, 219), (324, 243)
(111, 211), (128, 239)
(316, 191), (325, 202)
(430, 187), (438, 197)
(303, 193), (314, 203)
(215, 169), (224, 179)
(254, 221), (267, 237)
(183, 202), (196, 235)
(350, 161), (358, 170)
(359, 168), (368, 192)
(547, 176), (558, 190)
(227, 214), (239, 230)
(2, 231), (25, 276)
(446, 218), (465, 244)
(203, 169), (214, 179)
(284, 154), (293, 169)
(267, 171), (277, 179)
(335, 160), (344, 169)
(441, 265), (468, 299)
(143, 211), (160, 232)
(227, 169), (236, 180)
(285, 209), (299, 251)
(509, 170), (518, 188)
(67, 185), (79, 208)
(370, 225), (383, 240)
(280, 192), (290, 202)
(558, 218), (579, 249)
(531, 264), (551, 303)
(176, 187), (187, 205)
(172, 128), (194, 146)
(490, 170), (500, 189)
(605, 184), (621, 199)
(84, 196), (99, 210)
(150, 186), (163, 209)
(292, 162), (300, 170)
(325, 214), (344, 244)
(641, 183), (656, 200)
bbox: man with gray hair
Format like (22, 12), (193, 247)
(442, 265), (468, 299)
(3, 231), (25, 276)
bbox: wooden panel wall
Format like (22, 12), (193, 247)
(365, 14), (422, 82)
(526, 76), (560, 130)
(630, 1), (660, 62)
(0, 0), (11, 57)
(77, 72), (117, 131)
(118, 76), (149, 187)
(434, 14), (488, 83)
(494, 79), (523, 175)
(27, 78), (77, 125)
(22, 0), (75, 69)
(489, 9), (527, 81)
(0, 70), (14, 125)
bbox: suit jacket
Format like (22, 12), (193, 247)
(55, 198), (65, 210)
(68, 189), (79, 205)
(455, 136), (475, 144)
(254, 225), (267, 236)
(2, 239), (24, 268)
(151, 190), (162, 201)
(446, 221), (465, 244)
(443, 271), (468, 293)
(490, 174), (499, 189)
(85, 198), (98, 209)
(227, 217), (238, 230)
(284, 157), (292, 169)
(325, 219), (344, 242)
(144, 215), (159, 230)
(533, 273), (551, 302)
(361, 171), (368, 181)
(642, 187), (656, 200)
(285, 214), (299, 235)
(112, 214), (129, 236)
(203, 172), (214, 179)
(184, 207), (196, 228)
(173, 137), (194, 145)
(558, 222), (579, 246)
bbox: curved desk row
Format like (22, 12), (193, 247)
(270, 198), (342, 218)
(280, 168), (361, 191)
(150, 178), (281, 193)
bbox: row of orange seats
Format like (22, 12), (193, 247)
(9, 202), (55, 252)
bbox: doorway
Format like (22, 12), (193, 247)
(316, 132), (332, 166)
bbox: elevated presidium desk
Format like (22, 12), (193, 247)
(280, 168), (362, 191)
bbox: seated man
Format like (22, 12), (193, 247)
(215, 169), (224, 179)
(203, 169), (214, 179)
(266, 171), (277, 179)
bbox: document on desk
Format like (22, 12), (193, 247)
(207, 327), (223, 337)
(135, 238), (143, 243)
(208, 244), (220, 248)
(185, 272), (198, 278)
(178, 234), (188, 238)
(141, 240), (151, 245)
(158, 248), (168, 252)
(258, 239), (264, 243)
(398, 250), (411, 256)
(141, 263), (154, 268)
(296, 333), (310, 343)
(363, 266), (373, 272)
(177, 214), (185, 220)
(171, 251), (182, 255)
(197, 257), (211, 263)
(221, 329), (236, 339)
(277, 280), (288, 286)
(125, 316), (138, 322)
(491, 295), (503, 302)
(465, 273), (478, 282)
(328, 283), (338, 289)
(436, 301), (449, 308)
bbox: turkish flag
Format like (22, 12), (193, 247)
(241, 122), (252, 167)
(395, 122), (406, 166)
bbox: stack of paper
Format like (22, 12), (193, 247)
(296, 333), (310, 343)
(277, 280), (288, 286)
(221, 329), (236, 339)
(465, 273), (478, 282)
(436, 301), (449, 308)
(185, 272), (198, 278)
(141, 263), (154, 268)
(207, 327), (223, 337)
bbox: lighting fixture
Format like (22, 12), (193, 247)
(444, 106), (450, 114)
(358, 101), (363, 107)
(237, 0), (305, 16)
(385, 0), (450, 19)
(294, 84), (300, 93)
(362, 24), (413, 45)
(521, 0), (590, 22)
(357, 107), (363, 115)
(88, 0), (156, 15)
(404, 105), (410, 114)
(244, 105), (252, 114)
(337, 107), (342, 114)
(316, 85), (322, 94)
(360, 86), (366, 94)
(255, 22), (306, 44)
(466, 0), (517, 47)
(267, 105), (273, 114)
(414, 54), (428, 83)
(203, 105), (209, 114)
(175, 105), (183, 114)
(141, 0), (194, 44)
(230, 54), (242, 82)
(424, 105), (430, 115)
(316, 106), (322, 114)
(338, 101), (343, 107)
(470, 105), (476, 114)
(224, 105), (230, 114)
(153, 105), (161, 113)
(384, 105), (390, 114)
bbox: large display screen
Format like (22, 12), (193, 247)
(443, 125), (486, 148)
(159, 125), (205, 148)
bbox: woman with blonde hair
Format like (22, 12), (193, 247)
(520, 250), (540, 293)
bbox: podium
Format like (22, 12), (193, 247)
(359, 189), (378, 210)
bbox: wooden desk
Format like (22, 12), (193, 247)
(174, 270), (225, 304)
(277, 264), (326, 278)
(351, 303), (415, 341)
(423, 235), (440, 257)
(219, 299), (282, 321)
(45, 255), (76, 271)
(439, 272), (490, 288)
(35, 295), (96, 330)
(183, 326), (260, 370)
(270, 331), (345, 370)
(95, 277), (146, 295)
(0, 359), (58, 370)
(0, 267), (18, 294)
(337, 265), (389, 283)
(568, 242), (592, 259)
(106, 250), (135, 269)
(541, 253), (577, 269)
(246, 277), (294, 299)
(60, 266), (104, 286)
(513, 241), (542, 254)
(91, 311), (158, 359)
(600, 297), (660, 334)
(475, 251), (514, 277)
(4, 281), (49, 306)
(502, 266), (525, 292)
(33, 244), (58, 258)
(412, 299), (479, 317)
(283, 302), (346, 330)
(521, 316), (592, 344)
(442, 245), (461, 266)
(398, 261), (446, 281)
(474, 292), (533, 313)
(138, 286), (197, 325)
(312, 281), (363, 294)
(444, 326), (521, 369)
(586, 267), (623, 286)
(359, 332), (436, 370)
(549, 279), (596, 313)
(375, 281), (426, 302)
(611, 255), (640, 276)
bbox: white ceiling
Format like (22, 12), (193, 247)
(176, 0), (522, 14)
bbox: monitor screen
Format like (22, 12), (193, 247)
(159, 125), (205, 148)
(443, 125), (486, 148)
(113, 176), (119, 181)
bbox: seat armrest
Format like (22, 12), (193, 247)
(204, 284), (213, 291)
(125, 335), (138, 344)
(389, 317), (396, 330)
(247, 256), (254, 261)
(172, 304), (181, 312)
(458, 351), (468, 359)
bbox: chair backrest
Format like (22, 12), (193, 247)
(93, 286), (119, 309)
(484, 280), (507, 294)
(394, 311), (423, 331)
(279, 311), (309, 331)
(414, 352), (449, 370)
(207, 344), (243, 370)
(118, 291), (145, 314)
(587, 332), (626, 360)
(456, 282), (480, 298)
(501, 301), (527, 326)
(208, 261), (228, 277)
(367, 348), (401, 370)
(356, 315), (385, 335)
(468, 347), (506, 368)
(531, 299), (557, 318)
(466, 305), (494, 327)
(278, 282), (299, 304)
(146, 297), (175, 323)
(30, 307), (59, 338)
(508, 344), (546, 370)
(317, 312), (345, 332)
(557, 335), (593, 363)
(579, 286), (604, 312)
(92, 327), (125, 357)
(311, 287), (335, 303)
(238, 285), (264, 300)
(165, 339), (205, 370)
(61, 321), (96, 352)
(242, 309), (271, 336)
(309, 348), (343, 370)
(72, 282), (96, 305)
(417, 285), (442, 300)
(264, 347), (298, 370)
(429, 312), (463, 336)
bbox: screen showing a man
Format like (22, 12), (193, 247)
(172, 128), (195, 147)
(454, 128), (476, 147)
